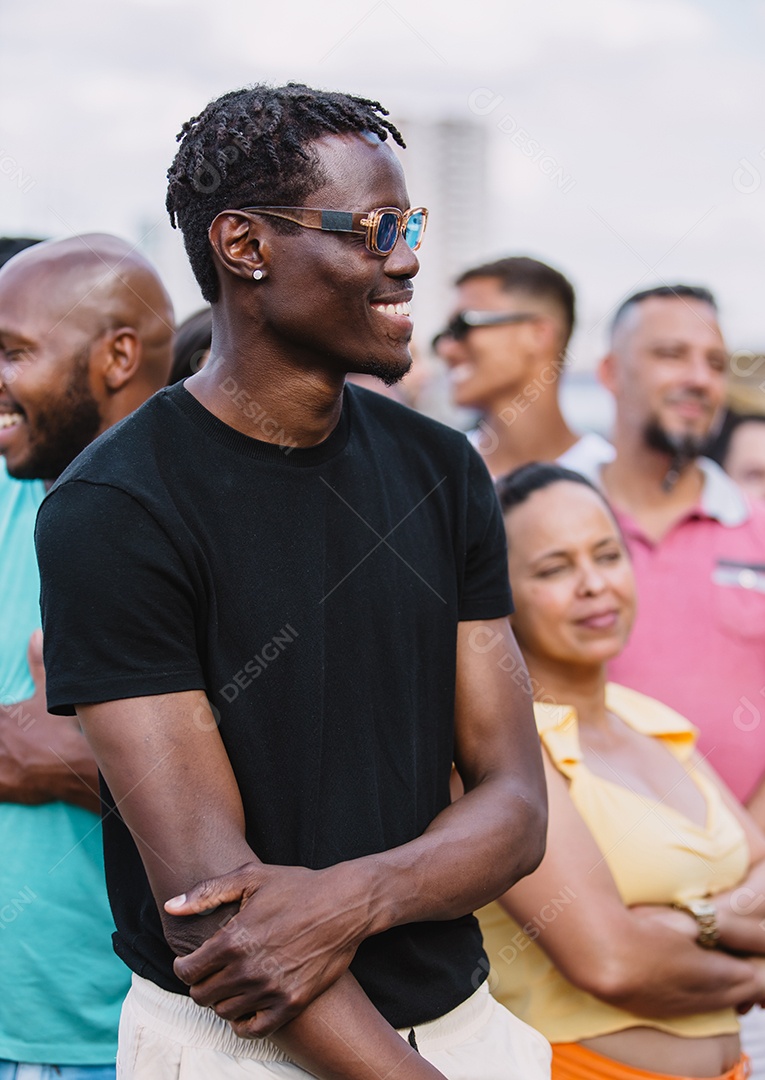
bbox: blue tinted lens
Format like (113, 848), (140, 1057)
(404, 211), (424, 250)
(376, 212), (399, 253)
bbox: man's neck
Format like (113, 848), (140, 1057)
(184, 320), (346, 449)
(602, 430), (705, 543)
(475, 385), (577, 478)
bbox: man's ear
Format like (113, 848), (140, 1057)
(529, 316), (564, 362)
(100, 328), (141, 392)
(208, 211), (267, 284)
(598, 351), (617, 393)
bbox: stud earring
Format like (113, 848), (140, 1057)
(252, 269), (265, 281)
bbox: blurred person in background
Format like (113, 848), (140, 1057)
(563, 284), (765, 825)
(433, 255), (612, 477)
(480, 462), (765, 1080)
(169, 306), (212, 383)
(0, 233), (174, 1079)
(562, 284), (765, 1075)
(0, 236), (46, 735)
(707, 413), (765, 502)
(0, 236), (44, 265)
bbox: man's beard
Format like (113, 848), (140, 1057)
(352, 352), (412, 388)
(643, 418), (707, 465)
(643, 416), (708, 491)
(8, 348), (103, 481)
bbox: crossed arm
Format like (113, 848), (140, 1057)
(495, 749), (765, 1018)
(76, 617), (547, 1080)
(685, 757), (765, 960)
(0, 631), (100, 813)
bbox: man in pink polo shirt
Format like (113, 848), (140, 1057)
(565, 284), (765, 826)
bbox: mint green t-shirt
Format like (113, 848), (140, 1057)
(0, 465), (130, 1064)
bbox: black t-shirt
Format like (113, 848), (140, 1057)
(35, 381), (513, 1028)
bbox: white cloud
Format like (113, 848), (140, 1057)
(0, 0), (763, 353)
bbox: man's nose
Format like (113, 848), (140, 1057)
(384, 232), (420, 279)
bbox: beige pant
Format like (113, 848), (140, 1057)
(117, 973), (551, 1079)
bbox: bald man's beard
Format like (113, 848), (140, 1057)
(643, 417), (707, 471)
(9, 349), (103, 481)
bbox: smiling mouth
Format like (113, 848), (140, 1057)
(448, 363), (475, 384)
(667, 396), (710, 416)
(370, 301), (412, 318)
(575, 611), (619, 629)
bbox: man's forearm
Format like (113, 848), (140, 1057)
(271, 974), (444, 1080)
(171, 770), (547, 974)
(74, 693), (439, 1078)
(347, 772), (546, 939)
(0, 712), (101, 813)
(163, 860), (444, 1078)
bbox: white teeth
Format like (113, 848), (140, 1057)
(0, 413), (22, 430)
(449, 364), (474, 384)
(372, 301), (411, 317)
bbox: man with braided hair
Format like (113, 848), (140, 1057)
(36, 84), (550, 1080)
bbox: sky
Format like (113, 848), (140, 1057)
(1, 0), (765, 372)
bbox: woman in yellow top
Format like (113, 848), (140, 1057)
(478, 462), (765, 1080)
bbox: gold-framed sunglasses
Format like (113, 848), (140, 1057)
(236, 205), (428, 256)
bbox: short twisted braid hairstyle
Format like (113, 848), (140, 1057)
(166, 83), (405, 302)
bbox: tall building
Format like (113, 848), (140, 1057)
(393, 116), (490, 348)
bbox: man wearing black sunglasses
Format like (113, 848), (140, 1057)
(435, 256), (608, 479)
(36, 84), (550, 1079)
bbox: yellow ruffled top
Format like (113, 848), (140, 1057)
(478, 683), (748, 1043)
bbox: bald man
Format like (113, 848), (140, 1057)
(0, 233), (173, 481)
(0, 234), (173, 1078)
(564, 283), (765, 819)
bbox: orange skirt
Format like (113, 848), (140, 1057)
(552, 1043), (750, 1080)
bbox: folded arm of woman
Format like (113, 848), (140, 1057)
(688, 753), (765, 957)
(496, 749), (765, 1018)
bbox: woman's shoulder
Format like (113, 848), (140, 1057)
(533, 701), (581, 776)
(533, 686), (699, 774)
(605, 683), (698, 758)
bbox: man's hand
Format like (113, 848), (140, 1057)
(166, 860), (367, 1037)
(0, 631), (101, 813)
